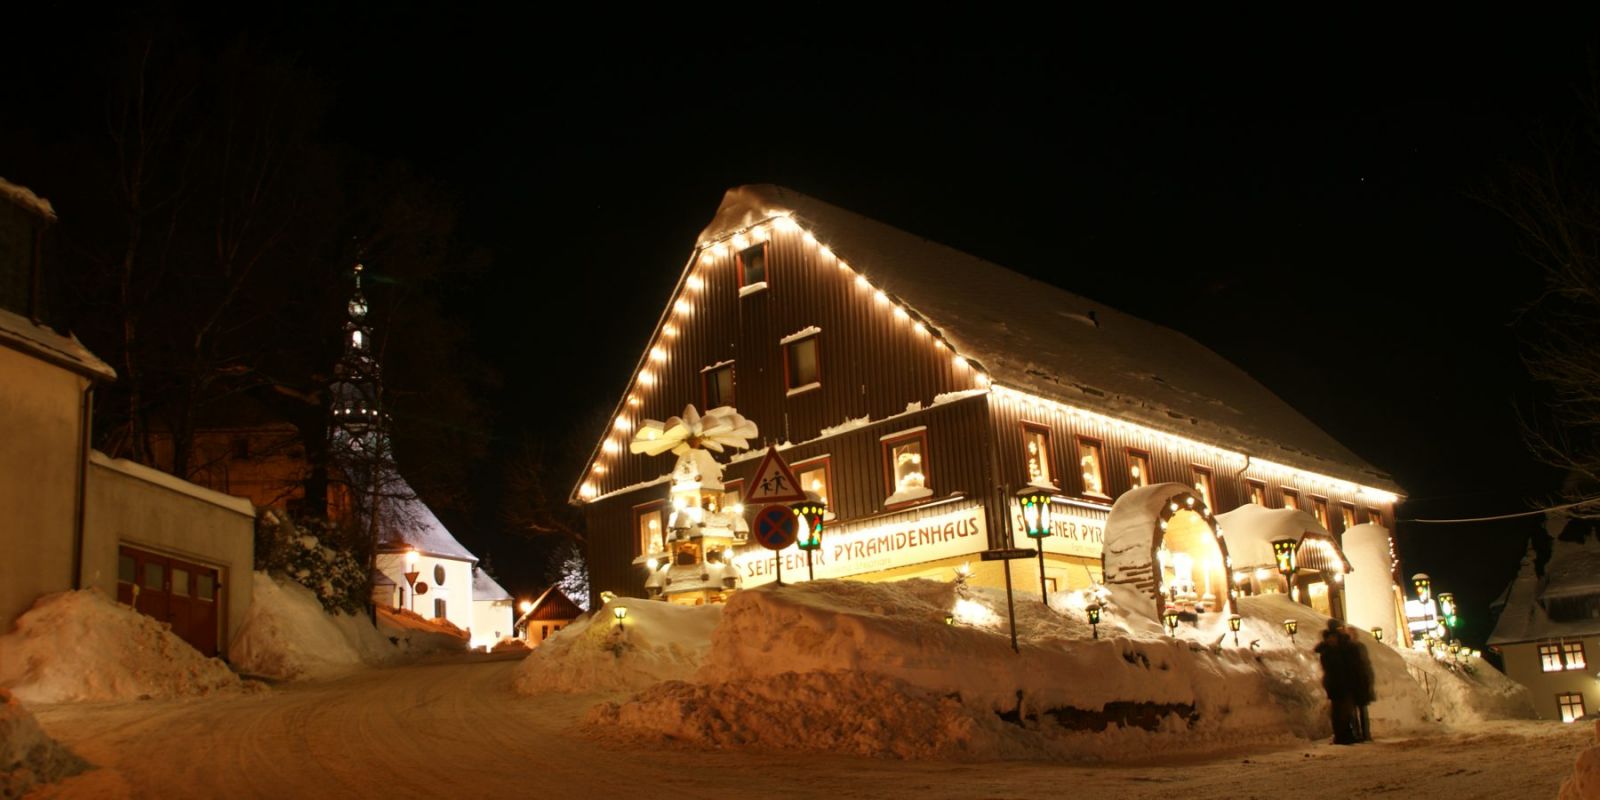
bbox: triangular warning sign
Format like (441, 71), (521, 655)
(745, 449), (808, 504)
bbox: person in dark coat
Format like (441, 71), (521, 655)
(1346, 628), (1378, 741)
(1314, 620), (1358, 744)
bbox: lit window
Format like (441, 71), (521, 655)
(1127, 450), (1151, 489)
(635, 502), (665, 555)
(704, 362), (735, 409)
(1560, 692), (1587, 723)
(1192, 467), (1214, 509)
(1367, 508), (1384, 526)
(795, 457), (832, 506)
(1023, 424), (1053, 486)
(1282, 489), (1300, 510)
(785, 335), (820, 390)
(1312, 496), (1331, 528)
(883, 430), (930, 503)
(737, 243), (767, 288)
(1247, 481), (1267, 506)
(1078, 439), (1107, 496)
(1340, 504), (1357, 530)
(1541, 643), (1564, 672)
(1565, 641), (1588, 671)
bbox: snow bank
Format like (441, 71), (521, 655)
(0, 689), (89, 796)
(591, 579), (1531, 760)
(0, 590), (246, 704)
(376, 607), (470, 656)
(1562, 720), (1600, 800)
(231, 572), (398, 681)
(514, 600), (720, 695)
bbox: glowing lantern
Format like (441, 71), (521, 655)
(1283, 618), (1299, 643)
(1162, 607), (1180, 636)
(1271, 539), (1298, 574)
(792, 497), (827, 551)
(1228, 613), (1242, 646)
(613, 606), (628, 629)
(1412, 573), (1432, 603)
(1372, 627), (1384, 642)
(1087, 604), (1102, 639)
(1017, 485), (1053, 539)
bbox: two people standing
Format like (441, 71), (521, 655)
(1314, 618), (1376, 744)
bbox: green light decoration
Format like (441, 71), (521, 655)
(1017, 486), (1053, 539)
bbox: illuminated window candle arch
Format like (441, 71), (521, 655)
(1102, 482), (1237, 621)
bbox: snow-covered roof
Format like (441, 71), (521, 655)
(89, 450), (255, 517)
(472, 568), (512, 603)
(0, 306), (116, 381)
(372, 471), (478, 562)
(699, 186), (1398, 493)
(520, 586), (584, 622)
(0, 177), (57, 221)
(1214, 503), (1331, 568)
(1489, 533), (1600, 646)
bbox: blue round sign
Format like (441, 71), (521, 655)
(753, 504), (799, 551)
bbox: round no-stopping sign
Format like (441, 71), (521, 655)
(753, 504), (799, 551)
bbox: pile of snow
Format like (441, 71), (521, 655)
(231, 572), (398, 681)
(588, 579), (1531, 760)
(0, 688), (88, 796)
(1561, 720), (1600, 800)
(376, 606), (469, 656)
(514, 600), (720, 695)
(0, 590), (246, 704)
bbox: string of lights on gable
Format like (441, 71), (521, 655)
(576, 212), (1398, 509)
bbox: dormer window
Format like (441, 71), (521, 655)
(784, 332), (820, 394)
(737, 243), (767, 293)
(703, 362), (735, 409)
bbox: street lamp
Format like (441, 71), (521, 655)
(1412, 573), (1432, 604)
(1438, 591), (1458, 632)
(403, 548), (421, 613)
(1087, 604), (1102, 639)
(1017, 486), (1054, 607)
(613, 605), (628, 630)
(1228, 613), (1242, 646)
(1163, 607), (1180, 637)
(1271, 539), (1297, 598)
(1372, 627), (1384, 643)
(792, 495), (827, 581)
(1283, 618), (1298, 644)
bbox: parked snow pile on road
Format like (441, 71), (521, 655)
(594, 579), (1530, 759)
(231, 572), (398, 680)
(514, 599), (720, 695)
(0, 688), (89, 797)
(376, 606), (470, 655)
(1561, 720), (1600, 800)
(0, 590), (246, 704)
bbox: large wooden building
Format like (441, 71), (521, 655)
(572, 185), (1404, 615)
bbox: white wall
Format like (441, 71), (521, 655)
(81, 453), (256, 659)
(1500, 637), (1600, 721)
(374, 551), (475, 633)
(471, 599), (514, 647)
(0, 345), (88, 630)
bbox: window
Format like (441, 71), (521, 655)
(1023, 424), (1054, 486)
(170, 568), (189, 597)
(882, 429), (931, 505)
(1340, 503), (1357, 530)
(635, 501), (666, 556)
(143, 562), (164, 591)
(722, 480), (744, 513)
(196, 573), (215, 602)
(1565, 641), (1589, 671)
(1192, 466), (1215, 509)
(118, 554), (136, 584)
(1367, 508), (1385, 526)
(1541, 643), (1565, 672)
(737, 243), (767, 289)
(785, 335), (820, 392)
(794, 456), (832, 506)
(703, 362), (735, 409)
(1282, 488), (1300, 510)
(1247, 481), (1267, 506)
(1127, 450), (1151, 489)
(434, 598), (447, 620)
(541, 625), (551, 641)
(1560, 692), (1587, 724)
(1078, 438), (1108, 497)
(1312, 496), (1331, 528)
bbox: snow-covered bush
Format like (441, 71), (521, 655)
(553, 541), (591, 611)
(255, 511), (369, 615)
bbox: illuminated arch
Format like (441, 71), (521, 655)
(1102, 482), (1238, 620)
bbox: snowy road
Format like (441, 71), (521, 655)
(27, 654), (1589, 799)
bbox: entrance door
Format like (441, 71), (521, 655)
(115, 545), (221, 656)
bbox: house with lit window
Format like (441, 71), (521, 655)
(1490, 515), (1600, 722)
(570, 185), (1405, 625)
(516, 587), (584, 646)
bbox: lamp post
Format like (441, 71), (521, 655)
(1087, 604), (1102, 640)
(1372, 627), (1384, 643)
(1017, 486), (1054, 606)
(403, 549), (420, 613)
(1283, 618), (1298, 645)
(1437, 591), (1458, 634)
(613, 605), (628, 631)
(1228, 613), (1242, 646)
(1163, 607), (1180, 637)
(1271, 539), (1298, 601)
(792, 495), (827, 581)
(1411, 573), (1432, 604)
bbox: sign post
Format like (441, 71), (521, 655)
(753, 504), (799, 586)
(981, 546), (1033, 654)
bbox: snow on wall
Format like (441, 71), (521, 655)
(1561, 721), (1600, 800)
(1342, 523), (1402, 638)
(1214, 503), (1327, 568)
(0, 177), (57, 220)
(0, 307), (116, 381)
(0, 590), (249, 704)
(513, 599), (720, 695)
(230, 572), (398, 681)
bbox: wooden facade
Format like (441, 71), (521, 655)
(575, 187), (1401, 606)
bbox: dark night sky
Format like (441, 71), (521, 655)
(6, 9), (1595, 645)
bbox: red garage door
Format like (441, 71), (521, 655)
(115, 546), (221, 657)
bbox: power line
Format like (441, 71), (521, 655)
(1405, 496), (1600, 524)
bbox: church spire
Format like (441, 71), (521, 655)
(332, 263), (382, 429)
